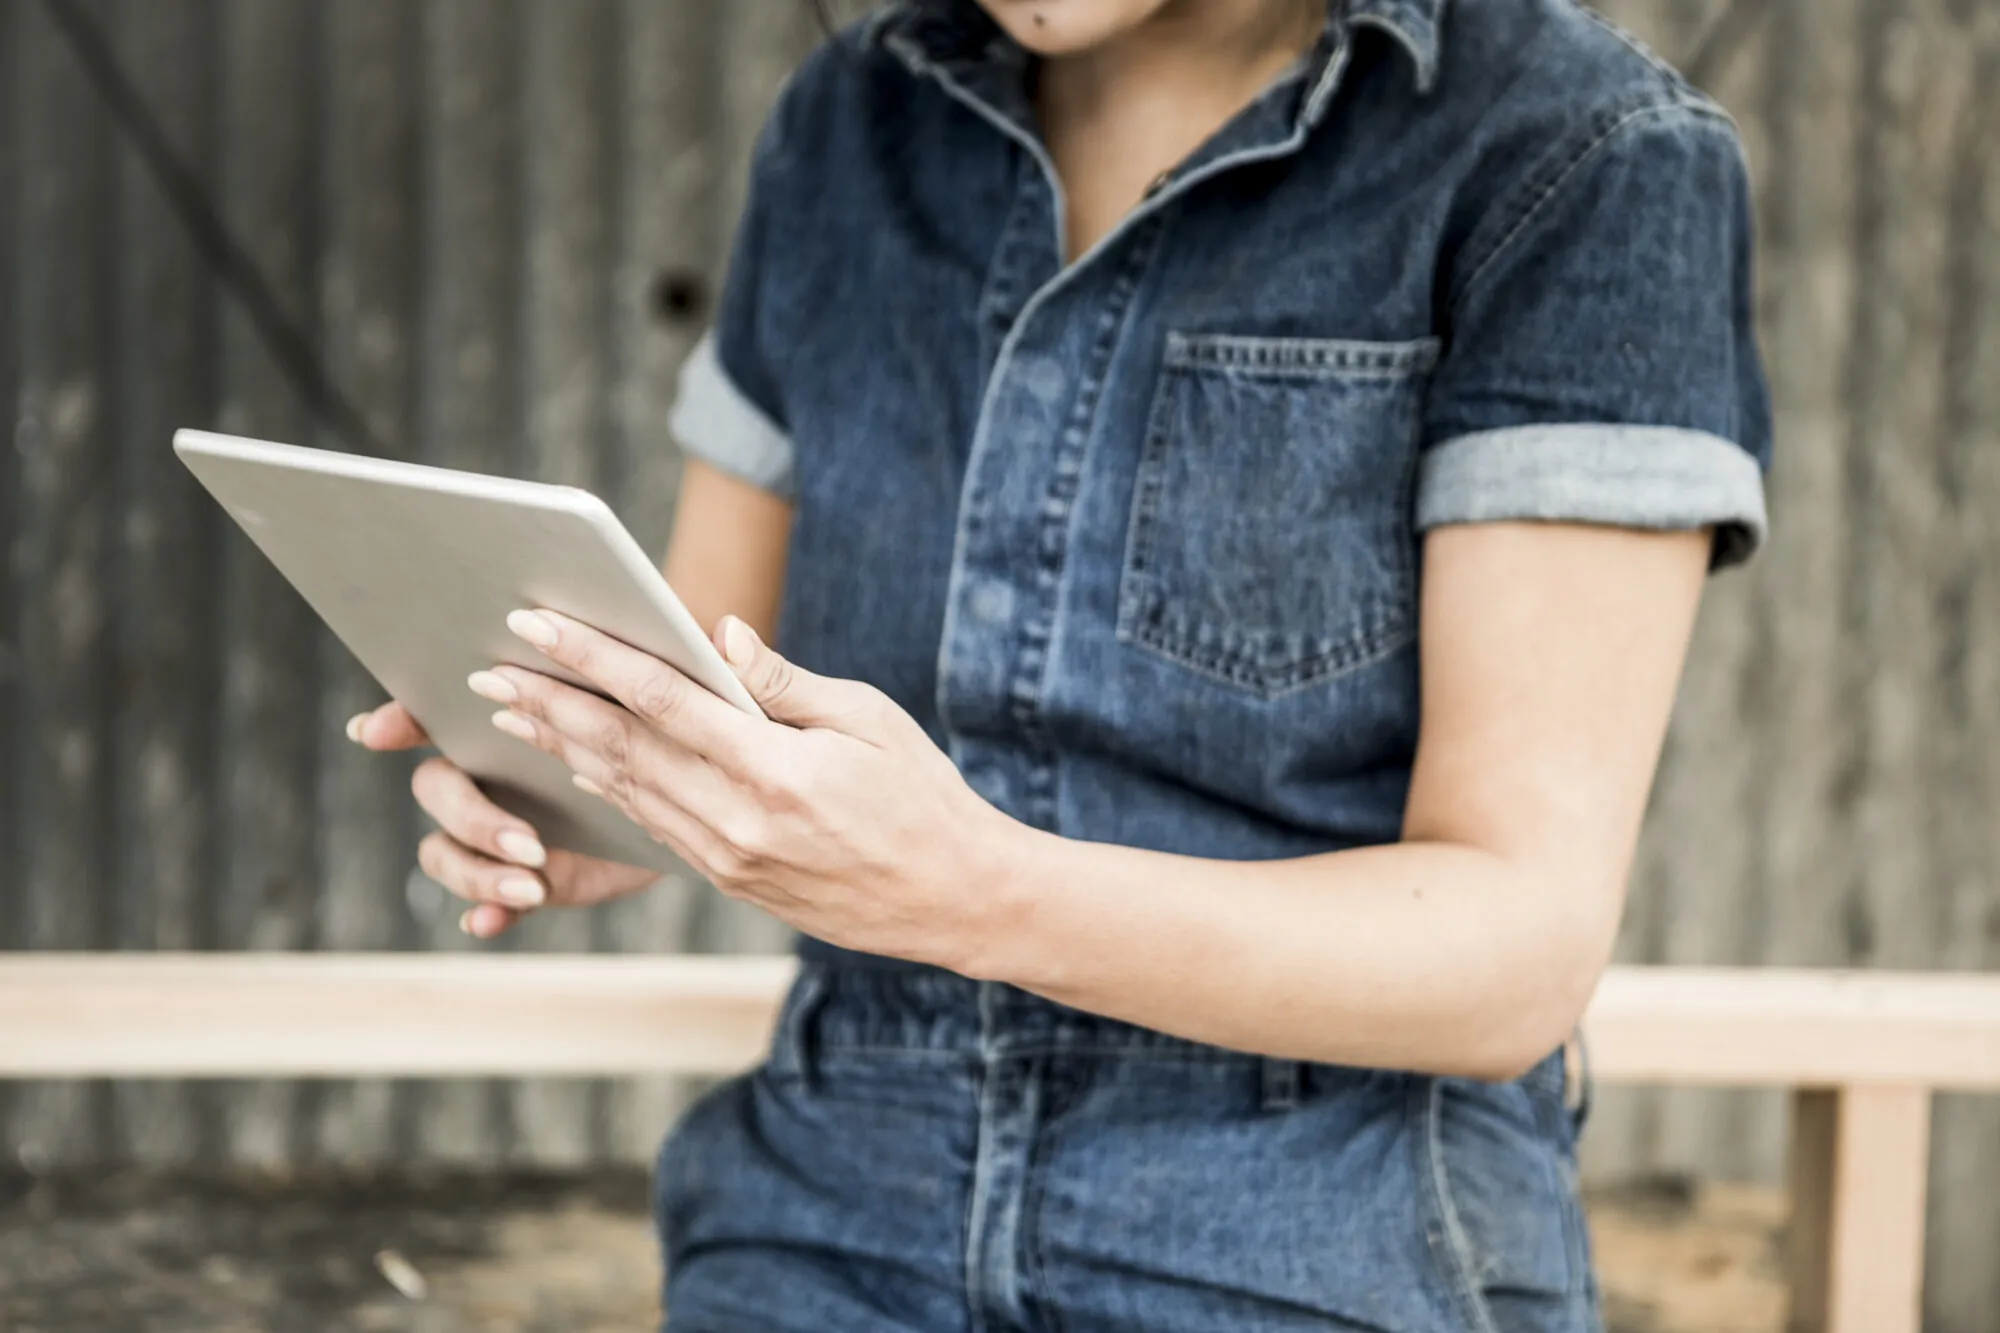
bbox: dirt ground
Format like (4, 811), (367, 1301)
(0, 1168), (1785, 1332)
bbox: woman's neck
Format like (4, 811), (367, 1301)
(1037, 1), (1325, 136)
(1035, 0), (1325, 262)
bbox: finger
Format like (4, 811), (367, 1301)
(417, 831), (548, 911)
(347, 701), (430, 751)
(567, 767), (720, 872)
(411, 757), (548, 869)
(505, 608), (750, 764)
(484, 702), (724, 862)
(459, 901), (522, 941)
(482, 668), (729, 811)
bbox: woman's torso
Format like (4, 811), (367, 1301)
(725, 0), (1738, 899)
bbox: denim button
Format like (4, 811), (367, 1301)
(968, 579), (1014, 625)
(1016, 355), (1065, 407)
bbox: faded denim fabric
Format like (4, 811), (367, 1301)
(659, 965), (1598, 1333)
(658, 0), (1770, 1328)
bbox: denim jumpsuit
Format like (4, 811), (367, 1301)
(659, 1), (1772, 1328)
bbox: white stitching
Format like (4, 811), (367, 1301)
(1451, 102), (1737, 318)
(1422, 1080), (1505, 1333)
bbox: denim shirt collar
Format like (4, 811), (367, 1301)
(1346, 0), (1445, 93)
(871, 0), (1444, 134)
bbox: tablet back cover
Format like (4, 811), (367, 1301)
(174, 429), (742, 874)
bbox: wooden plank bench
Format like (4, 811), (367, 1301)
(3, 956), (1997, 1333)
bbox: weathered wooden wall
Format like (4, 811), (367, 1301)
(0, 0), (820, 1177)
(1, 1), (1997, 1328)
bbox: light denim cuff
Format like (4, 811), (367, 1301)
(668, 332), (797, 500)
(1416, 424), (1769, 569)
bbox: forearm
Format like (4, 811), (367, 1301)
(966, 828), (1618, 1081)
(954, 527), (1703, 1080)
(662, 460), (792, 641)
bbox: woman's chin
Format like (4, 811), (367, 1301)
(976, 0), (1170, 58)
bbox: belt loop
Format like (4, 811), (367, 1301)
(1564, 1028), (1593, 1134)
(1260, 1057), (1302, 1111)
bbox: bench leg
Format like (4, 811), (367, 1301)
(1786, 1085), (1932, 1333)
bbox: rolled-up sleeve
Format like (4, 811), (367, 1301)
(1418, 101), (1773, 569)
(669, 332), (796, 500)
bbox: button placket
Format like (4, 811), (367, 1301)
(941, 221), (1167, 832)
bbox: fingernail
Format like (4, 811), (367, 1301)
(467, 670), (517, 704)
(572, 773), (604, 797)
(345, 713), (369, 744)
(458, 909), (478, 936)
(497, 829), (546, 868)
(492, 709), (536, 743)
(721, 617), (758, 669)
(507, 609), (558, 648)
(496, 876), (546, 909)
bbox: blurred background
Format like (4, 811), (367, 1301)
(1, 0), (1997, 1329)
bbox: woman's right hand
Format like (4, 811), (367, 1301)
(347, 702), (661, 939)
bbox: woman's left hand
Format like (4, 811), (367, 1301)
(469, 608), (1022, 971)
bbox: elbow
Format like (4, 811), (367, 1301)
(1455, 914), (1614, 1084)
(1458, 1029), (1574, 1085)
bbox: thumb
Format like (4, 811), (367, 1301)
(718, 615), (876, 731)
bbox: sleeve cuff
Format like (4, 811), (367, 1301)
(1415, 424), (1769, 569)
(667, 332), (797, 500)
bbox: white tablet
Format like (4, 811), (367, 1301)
(175, 428), (761, 873)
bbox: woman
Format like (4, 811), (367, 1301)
(351, 0), (1770, 1328)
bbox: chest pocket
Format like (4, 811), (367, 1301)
(1117, 332), (1439, 697)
